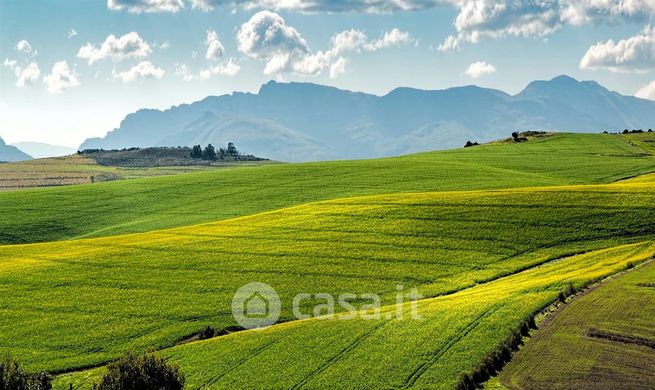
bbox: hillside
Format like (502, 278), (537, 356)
(0, 136), (32, 162)
(0, 132), (653, 389)
(2, 133), (654, 245)
(0, 177), (650, 385)
(497, 261), (655, 389)
(79, 76), (655, 161)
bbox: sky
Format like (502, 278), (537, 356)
(1, 0), (655, 148)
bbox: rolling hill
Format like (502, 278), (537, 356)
(2, 133), (655, 245)
(79, 76), (655, 161)
(1, 133), (653, 389)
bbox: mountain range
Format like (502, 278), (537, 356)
(80, 75), (655, 162)
(0, 137), (32, 162)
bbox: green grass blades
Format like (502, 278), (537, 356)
(0, 178), (654, 374)
(1, 133), (654, 245)
(496, 261), (655, 390)
(53, 242), (655, 389)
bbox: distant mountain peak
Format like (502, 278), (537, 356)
(79, 77), (655, 162)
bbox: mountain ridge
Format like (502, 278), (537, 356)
(0, 137), (32, 162)
(80, 75), (655, 162)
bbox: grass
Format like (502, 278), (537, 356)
(495, 260), (655, 390)
(0, 176), (654, 376)
(52, 242), (655, 389)
(0, 154), (269, 192)
(1, 133), (654, 245)
(1, 132), (654, 389)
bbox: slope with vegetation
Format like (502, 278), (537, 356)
(0, 132), (653, 389)
(495, 261), (655, 389)
(1, 133), (654, 245)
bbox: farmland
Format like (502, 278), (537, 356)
(1, 133), (655, 245)
(496, 260), (655, 389)
(0, 132), (653, 389)
(0, 154), (270, 192)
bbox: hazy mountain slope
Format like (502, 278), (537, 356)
(80, 76), (655, 161)
(0, 137), (32, 162)
(12, 142), (76, 158)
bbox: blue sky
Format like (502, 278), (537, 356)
(1, 0), (654, 147)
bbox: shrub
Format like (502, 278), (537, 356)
(0, 355), (51, 390)
(464, 141), (479, 148)
(95, 352), (185, 390)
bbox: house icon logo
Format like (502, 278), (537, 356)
(232, 282), (281, 329)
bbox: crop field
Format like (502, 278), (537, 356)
(1, 133), (654, 245)
(52, 242), (655, 389)
(0, 133), (653, 389)
(0, 176), (653, 373)
(496, 261), (655, 389)
(0, 154), (260, 192)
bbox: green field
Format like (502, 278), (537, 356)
(1, 133), (654, 245)
(0, 154), (269, 192)
(495, 261), (655, 389)
(0, 132), (654, 389)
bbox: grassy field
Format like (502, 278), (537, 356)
(495, 261), (655, 389)
(0, 154), (270, 192)
(0, 176), (653, 375)
(1, 133), (654, 245)
(52, 242), (655, 389)
(1, 132), (653, 389)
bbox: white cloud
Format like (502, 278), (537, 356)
(580, 25), (655, 73)
(329, 57), (348, 78)
(636, 80), (655, 100)
(4, 60), (41, 87)
(68, 28), (78, 39)
(44, 61), (80, 93)
(465, 61), (496, 78)
(159, 41), (171, 50)
(107, 0), (184, 13)
(114, 61), (165, 82)
(366, 28), (413, 50)
(205, 30), (225, 60)
(237, 11), (412, 76)
(175, 63), (196, 81)
(16, 40), (37, 57)
(77, 32), (152, 65)
(199, 58), (241, 79)
(438, 0), (655, 50)
(176, 58), (241, 80)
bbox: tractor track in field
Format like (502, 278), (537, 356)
(401, 306), (498, 388)
(290, 321), (388, 390)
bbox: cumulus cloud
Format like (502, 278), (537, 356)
(465, 61), (496, 78)
(635, 80), (655, 100)
(77, 32), (152, 65)
(114, 61), (165, 82)
(4, 59), (41, 87)
(4, 40), (40, 87)
(205, 30), (225, 60)
(107, 0), (184, 13)
(237, 11), (412, 76)
(68, 28), (78, 39)
(44, 61), (80, 93)
(199, 58), (241, 78)
(438, 0), (655, 50)
(330, 57), (349, 79)
(16, 40), (37, 57)
(579, 25), (655, 73)
(175, 58), (241, 80)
